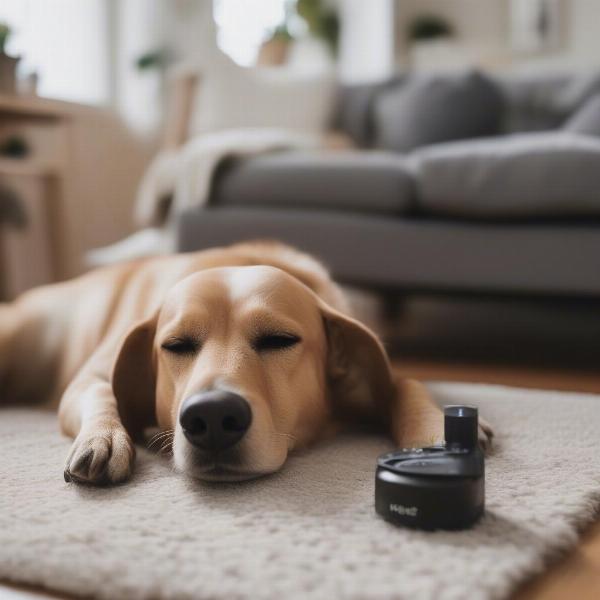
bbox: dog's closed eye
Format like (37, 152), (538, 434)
(253, 333), (301, 352)
(161, 337), (199, 355)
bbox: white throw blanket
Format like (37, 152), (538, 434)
(87, 128), (320, 266)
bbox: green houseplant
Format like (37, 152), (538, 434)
(0, 23), (11, 54)
(0, 22), (19, 93)
(406, 14), (457, 69)
(296, 0), (340, 55)
(258, 0), (340, 66)
(407, 15), (454, 44)
(258, 24), (294, 66)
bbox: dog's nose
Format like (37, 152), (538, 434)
(179, 391), (252, 451)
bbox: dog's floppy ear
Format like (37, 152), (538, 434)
(319, 303), (445, 446)
(112, 315), (158, 439)
(320, 302), (396, 424)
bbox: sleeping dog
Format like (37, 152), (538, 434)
(0, 241), (491, 484)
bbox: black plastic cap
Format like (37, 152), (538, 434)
(444, 405), (478, 450)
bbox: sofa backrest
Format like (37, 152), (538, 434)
(494, 72), (574, 133)
(331, 76), (405, 148)
(333, 69), (600, 151)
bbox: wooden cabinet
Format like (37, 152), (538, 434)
(0, 94), (71, 300)
(0, 93), (152, 301)
(0, 165), (58, 299)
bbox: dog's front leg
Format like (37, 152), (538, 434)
(0, 305), (10, 390)
(60, 356), (134, 485)
(390, 378), (445, 448)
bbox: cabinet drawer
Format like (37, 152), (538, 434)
(0, 173), (57, 299)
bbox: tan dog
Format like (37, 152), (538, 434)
(0, 241), (491, 485)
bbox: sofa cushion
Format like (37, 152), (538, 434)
(211, 151), (415, 215)
(563, 95), (600, 137)
(494, 72), (572, 132)
(189, 54), (336, 137)
(373, 70), (505, 153)
(332, 76), (405, 147)
(412, 132), (600, 218)
(553, 71), (600, 114)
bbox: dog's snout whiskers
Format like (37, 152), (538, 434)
(147, 429), (175, 455)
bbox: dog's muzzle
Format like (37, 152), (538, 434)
(179, 390), (252, 452)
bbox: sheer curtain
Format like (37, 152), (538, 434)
(0, 0), (110, 105)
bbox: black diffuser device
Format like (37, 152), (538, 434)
(375, 405), (484, 530)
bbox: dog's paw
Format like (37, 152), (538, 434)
(64, 423), (135, 485)
(478, 417), (494, 451)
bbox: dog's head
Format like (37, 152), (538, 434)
(113, 266), (394, 481)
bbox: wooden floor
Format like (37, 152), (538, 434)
(3, 295), (600, 599)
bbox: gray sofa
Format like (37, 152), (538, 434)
(177, 70), (600, 299)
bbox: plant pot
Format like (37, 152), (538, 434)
(0, 54), (19, 93)
(257, 38), (289, 67)
(409, 39), (467, 71)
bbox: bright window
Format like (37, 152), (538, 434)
(0, 0), (109, 105)
(213, 0), (288, 66)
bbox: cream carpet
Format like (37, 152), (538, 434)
(1, 383), (600, 600)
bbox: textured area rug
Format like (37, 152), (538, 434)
(1, 383), (600, 600)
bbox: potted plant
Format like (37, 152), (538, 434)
(257, 24), (293, 67)
(297, 0), (340, 56)
(406, 14), (460, 69)
(407, 15), (454, 44)
(0, 22), (19, 93)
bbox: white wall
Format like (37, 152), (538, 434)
(566, 0), (600, 67)
(395, 0), (600, 72)
(396, 0), (509, 59)
(506, 0), (600, 72)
